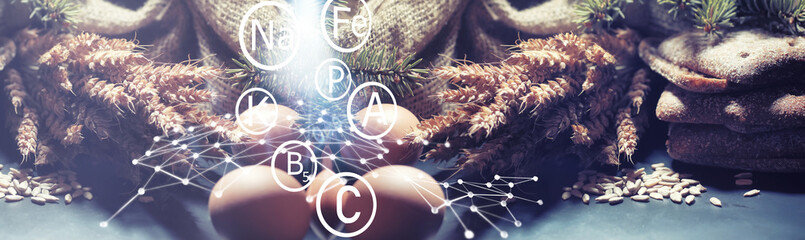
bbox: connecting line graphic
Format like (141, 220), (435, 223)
(101, 108), (543, 239)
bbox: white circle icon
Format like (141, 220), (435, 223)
(320, 0), (373, 53)
(315, 58), (354, 101)
(347, 82), (398, 140)
(239, 1), (300, 71)
(316, 172), (377, 238)
(271, 140), (318, 192)
(235, 88), (279, 135)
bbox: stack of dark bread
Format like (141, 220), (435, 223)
(640, 28), (805, 172)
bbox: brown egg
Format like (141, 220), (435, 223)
(233, 103), (302, 168)
(306, 168), (345, 229)
(343, 165), (445, 240)
(208, 165), (309, 240)
(340, 104), (423, 171)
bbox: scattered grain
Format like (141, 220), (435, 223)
(743, 189), (760, 197)
(709, 197), (722, 207)
(685, 195), (695, 205)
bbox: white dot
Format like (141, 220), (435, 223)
(494, 175), (501, 180)
(210, 122), (217, 127)
(214, 191), (223, 198)
(537, 199), (544, 205)
(259, 139), (266, 145)
(344, 140), (352, 146)
(337, 128), (343, 133)
(422, 140), (429, 146)
(457, 179), (464, 185)
(225, 157), (232, 163)
(192, 153), (199, 159)
(153, 136), (161, 142)
(321, 109), (327, 115)
(145, 151), (152, 156)
(317, 118), (324, 123)
(172, 140), (178, 145)
(508, 182), (514, 188)
(214, 142), (220, 148)
(507, 193), (513, 199)
(99, 221), (108, 228)
(500, 231), (509, 238)
(280, 148), (287, 154)
(377, 154), (383, 159)
(299, 128), (306, 134)
(181, 144), (187, 150)
(182, 179), (189, 185)
(173, 128), (180, 133)
(500, 201), (507, 207)
(138, 188), (145, 195)
(470, 205), (478, 212)
(224, 113), (232, 119)
(444, 141), (451, 148)
(445, 200), (452, 206)
(515, 221), (522, 227)
(360, 158), (367, 164)
(464, 230), (474, 239)
(532, 176), (539, 182)
(188, 127), (195, 132)
(306, 196), (314, 203)
(376, 139), (383, 144)
(329, 154), (337, 160)
(297, 100), (304, 105)
(431, 207), (438, 214)
(371, 172), (378, 178)
(442, 182), (449, 188)
(154, 166), (161, 172)
(468, 192), (474, 198)
(486, 182), (492, 188)
(396, 139), (403, 145)
(131, 159), (139, 165)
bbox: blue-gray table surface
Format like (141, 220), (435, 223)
(1, 124), (803, 240)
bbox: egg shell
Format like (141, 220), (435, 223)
(344, 165), (445, 240)
(233, 103), (302, 168)
(340, 104), (423, 171)
(208, 165), (309, 240)
(306, 169), (345, 229)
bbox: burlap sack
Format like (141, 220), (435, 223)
(64, 0), (591, 118)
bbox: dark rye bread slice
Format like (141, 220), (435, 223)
(657, 84), (805, 127)
(667, 123), (805, 172)
(640, 29), (805, 93)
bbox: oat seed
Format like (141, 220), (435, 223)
(685, 195), (695, 205)
(608, 196), (624, 205)
(743, 189), (760, 197)
(670, 192), (683, 203)
(631, 195), (650, 202)
(710, 197), (722, 207)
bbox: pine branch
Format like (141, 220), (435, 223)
(231, 46), (426, 99)
(574, 0), (632, 32)
(16, 0), (80, 33)
(739, 0), (805, 35)
(658, 0), (703, 18)
(692, 0), (738, 37)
